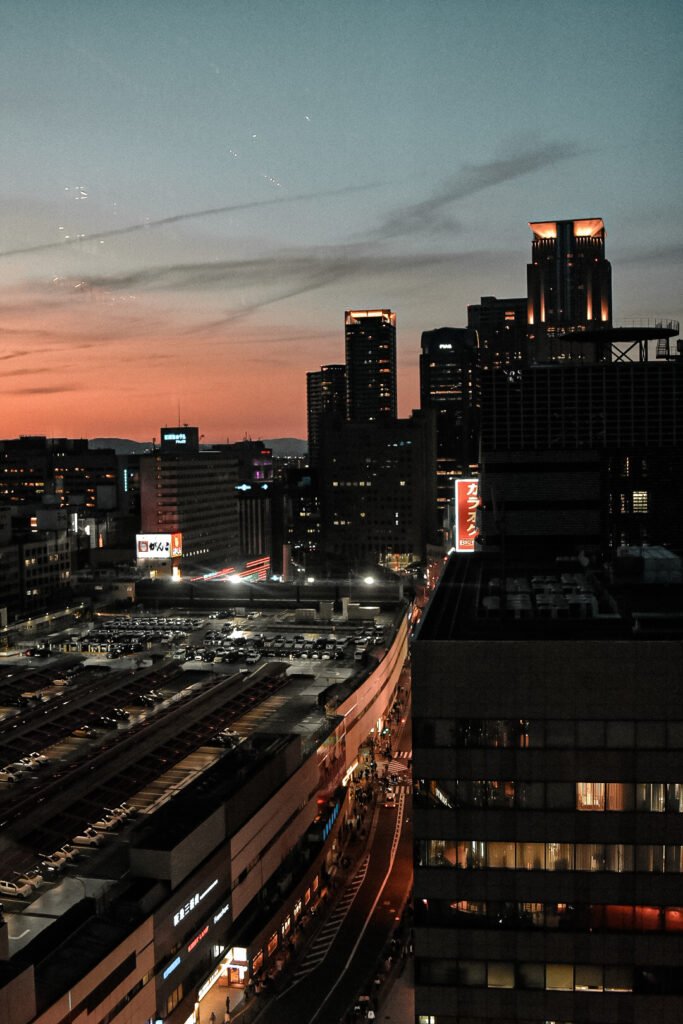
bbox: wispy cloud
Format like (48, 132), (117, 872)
(0, 141), (580, 330)
(2, 385), (80, 395)
(2, 366), (51, 377)
(0, 183), (378, 260)
(376, 141), (583, 239)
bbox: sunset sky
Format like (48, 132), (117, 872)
(1, 0), (681, 442)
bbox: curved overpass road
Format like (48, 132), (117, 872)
(258, 789), (413, 1024)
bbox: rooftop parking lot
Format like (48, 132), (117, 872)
(0, 603), (396, 926)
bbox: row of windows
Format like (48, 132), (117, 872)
(418, 779), (683, 812)
(416, 958), (683, 994)
(419, 839), (683, 873)
(414, 717), (683, 750)
(419, 1018), (572, 1024)
(415, 899), (683, 934)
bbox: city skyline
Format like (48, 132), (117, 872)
(1, 0), (681, 441)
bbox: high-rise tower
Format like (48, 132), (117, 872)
(419, 327), (479, 519)
(527, 218), (612, 361)
(306, 364), (346, 467)
(345, 309), (397, 422)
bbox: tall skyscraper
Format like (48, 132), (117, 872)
(345, 309), (397, 422)
(318, 409), (437, 572)
(527, 218), (612, 361)
(306, 363), (346, 467)
(419, 327), (479, 520)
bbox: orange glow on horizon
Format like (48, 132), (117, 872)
(0, 287), (418, 441)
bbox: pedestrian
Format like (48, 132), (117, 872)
(225, 994), (230, 1014)
(209, 1012), (216, 1024)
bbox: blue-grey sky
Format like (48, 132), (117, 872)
(1, 0), (681, 439)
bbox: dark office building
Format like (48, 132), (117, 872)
(345, 309), (397, 422)
(0, 435), (118, 513)
(283, 466), (320, 569)
(467, 295), (528, 370)
(412, 550), (683, 1024)
(419, 328), (479, 520)
(478, 346), (683, 554)
(319, 410), (437, 571)
(527, 218), (612, 362)
(307, 363), (346, 467)
(216, 439), (274, 484)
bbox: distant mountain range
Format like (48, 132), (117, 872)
(90, 437), (308, 457)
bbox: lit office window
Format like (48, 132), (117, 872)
(517, 842), (545, 870)
(546, 843), (574, 870)
(577, 782), (605, 810)
(632, 490), (648, 512)
(546, 963), (573, 990)
(487, 962), (514, 988)
(637, 783), (666, 811)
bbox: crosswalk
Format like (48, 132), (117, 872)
(384, 749), (412, 777)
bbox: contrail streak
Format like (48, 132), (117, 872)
(0, 183), (377, 259)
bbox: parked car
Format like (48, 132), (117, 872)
(103, 806), (128, 825)
(116, 801), (137, 818)
(27, 751), (50, 766)
(72, 827), (104, 847)
(40, 851), (68, 870)
(58, 844), (80, 862)
(15, 869), (43, 890)
(71, 725), (97, 739)
(90, 815), (120, 832)
(0, 879), (33, 898)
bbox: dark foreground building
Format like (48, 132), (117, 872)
(412, 550), (683, 1024)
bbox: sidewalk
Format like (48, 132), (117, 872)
(379, 957), (414, 1023)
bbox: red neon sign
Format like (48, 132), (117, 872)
(187, 925), (209, 953)
(454, 478), (479, 553)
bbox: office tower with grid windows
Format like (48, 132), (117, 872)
(419, 327), (479, 521)
(412, 550), (683, 1024)
(306, 363), (346, 467)
(345, 309), (397, 422)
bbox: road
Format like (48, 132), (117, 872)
(254, 686), (413, 1024)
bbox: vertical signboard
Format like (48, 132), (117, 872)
(454, 478), (479, 553)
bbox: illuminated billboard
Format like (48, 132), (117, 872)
(454, 478), (479, 553)
(136, 532), (183, 560)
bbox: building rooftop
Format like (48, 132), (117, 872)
(415, 548), (683, 643)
